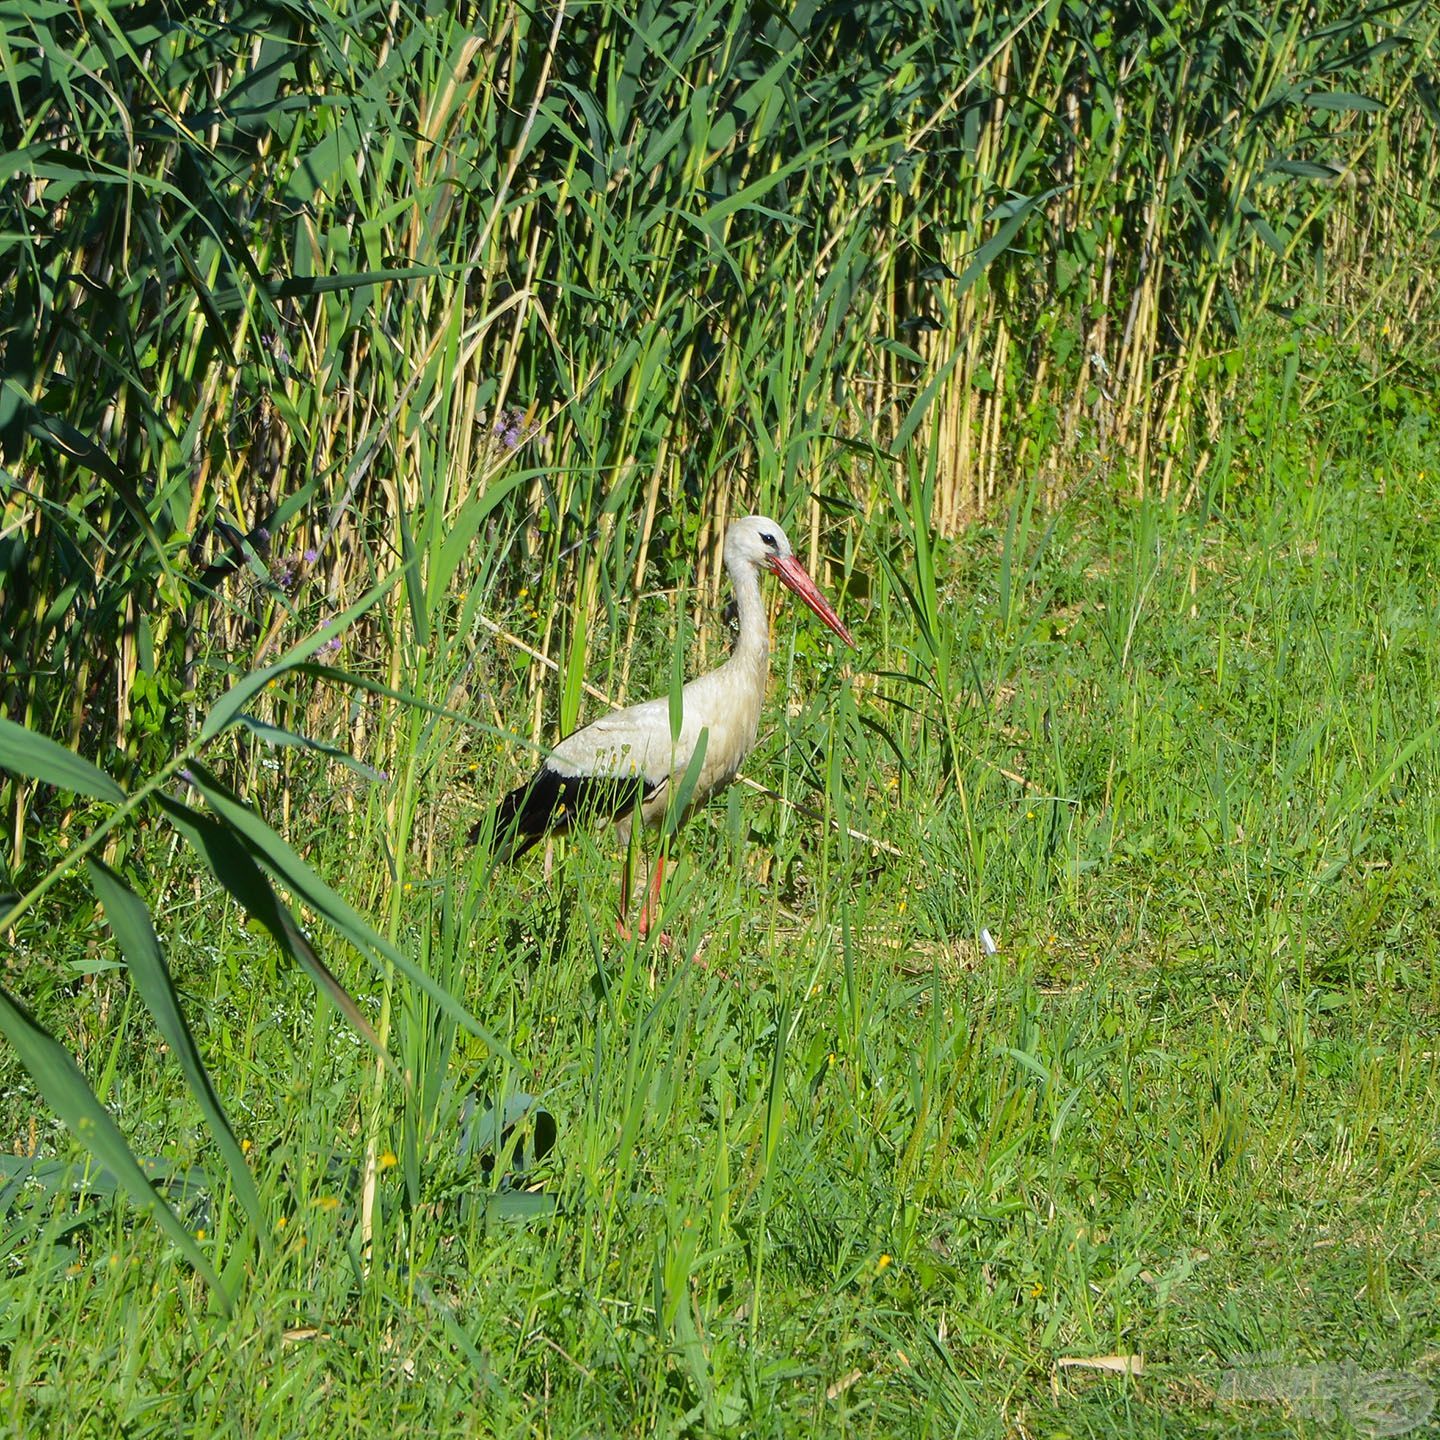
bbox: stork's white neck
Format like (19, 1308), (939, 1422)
(727, 554), (770, 672)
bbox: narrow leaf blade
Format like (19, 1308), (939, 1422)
(155, 796), (385, 1056)
(87, 859), (263, 1228)
(201, 567), (404, 740)
(0, 983), (229, 1306)
(173, 779), (512, 1062)
(0, 716), (126, 802)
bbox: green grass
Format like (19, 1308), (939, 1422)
(2, 2), (1438, 1431)
(3, 396), (1438, 1436)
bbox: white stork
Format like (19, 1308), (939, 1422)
(475, 515), (854, 937)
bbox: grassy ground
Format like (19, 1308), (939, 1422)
(3, 401), (1440, 1437)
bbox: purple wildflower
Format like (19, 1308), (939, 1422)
(303, 548), (320, 565)
(492, 407), (528, 451)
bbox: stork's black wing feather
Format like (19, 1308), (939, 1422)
(471, 764), (660, 859)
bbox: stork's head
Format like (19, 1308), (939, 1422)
(725, 515), (854, 647)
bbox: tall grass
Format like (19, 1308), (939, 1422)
(2, 0), (1436, 794)
(5, 387), (1439, 1433)
(0, 0), (1439, 1418)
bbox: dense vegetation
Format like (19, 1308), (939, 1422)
(2, 0), (1439, 1433)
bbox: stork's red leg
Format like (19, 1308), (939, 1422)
(637, 853), (666, 938)
(616, 852), (671, 946)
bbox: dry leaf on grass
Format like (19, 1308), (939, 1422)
(1052, 1354), (1144, 1396)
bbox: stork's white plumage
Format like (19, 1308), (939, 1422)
(475, 515), (854, 935)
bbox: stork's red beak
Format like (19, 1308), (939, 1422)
(770, 554), (855, 647)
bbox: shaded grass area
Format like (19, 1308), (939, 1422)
(3, 425), (1439, 1437)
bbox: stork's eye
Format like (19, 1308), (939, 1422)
(760, 532), (778, 551)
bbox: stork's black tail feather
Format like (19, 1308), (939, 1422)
(469, 767), (560, 859)
(471, 763), (657, 860)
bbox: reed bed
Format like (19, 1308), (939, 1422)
(1, 2), (1439, 1433)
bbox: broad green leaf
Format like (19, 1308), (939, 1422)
(1303, 91), (1383, 112)
(952, 186), (1066, 299)
(0, 1152), (213, 1205)
(0, 983), (229, 1307)
(1264, 157), (1343, 180)
(434, 467), (536, 597)
(890, 350), (961, 459)
(87, 859), (263, 1229)
(0, 716), (126, 802)
(271, 264), (460, 297)
(485, 1191), (557, 1221)
(1241, 202), (1287, 257)
(181, 768), (513, 1063)
(23, 409), (167, 574)
(170, 233), (238, 366)
(397, 501), (429, 648)
(457, 1091), (557, 1177)
(232, 714), (386, 783)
